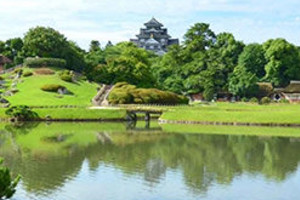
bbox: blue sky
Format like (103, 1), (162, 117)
(1, 0), (300, 50)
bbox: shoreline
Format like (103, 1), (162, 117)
(158, 119), (300, 128)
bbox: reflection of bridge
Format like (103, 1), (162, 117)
(126, 109), (163, 122)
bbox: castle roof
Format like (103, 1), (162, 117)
(144, 17), (163, 27)
(145, 38), (160, 45)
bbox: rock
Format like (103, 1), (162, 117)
(0, 98), (9, 104)
(45, 115), (52, 121)
(58, 88), (70, 95)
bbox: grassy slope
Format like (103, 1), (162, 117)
(6, 70), (98, 106)
(160, 103), (300, 124)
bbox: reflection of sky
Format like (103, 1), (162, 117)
(13, 160), (300, 200)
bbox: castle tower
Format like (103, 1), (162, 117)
(130, 17), (179, 55)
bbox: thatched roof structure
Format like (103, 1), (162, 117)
(281, 81), (300, 93)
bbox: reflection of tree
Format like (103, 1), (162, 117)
(1, 126), (300, 196)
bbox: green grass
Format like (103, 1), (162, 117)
(6, 68), (99, 106)
(0, 107), (126, 120)
(161, 123), (300, 137)
(160, 102), (300, 124)
(34, 108), (126, 120)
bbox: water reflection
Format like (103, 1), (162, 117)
(0, 122), (300, 199)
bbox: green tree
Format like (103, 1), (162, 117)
(229, 65), (259, 97)
(183, 23), (216, 55)
(238, 43), (266, 78)
(263, 38), (300, 87)
(88, 42), (155, 88)
(151, 45), (185, 93)
(22, 26), (85, 71)
(89, 40), (101, 52)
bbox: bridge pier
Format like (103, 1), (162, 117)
(145, 112), (150, 121)
(126, 109), (162, 122)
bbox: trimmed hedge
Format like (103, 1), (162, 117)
(41, 84), (65, 92)
(34, 68), (55, 75)
(23, 71), (33, 77)
(108, 82), (188, 105)
(24, 57), (66, 68)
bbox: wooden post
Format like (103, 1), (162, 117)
(145, 112), (150, 121)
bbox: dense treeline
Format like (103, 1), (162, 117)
(1, 24), (300, 100)
(153, 23), (300, 100)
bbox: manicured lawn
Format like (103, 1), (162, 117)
(6, 72), (99, 106)
(160, 102), (300, 124)
(161, 123), (300, 137)
(34, 108), (126, 120)
(0, 107), (127, 120)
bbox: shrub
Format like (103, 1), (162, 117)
(34, 68), (55, 75)
(260, 97), (271, 105)
(108, 82), (188, 105)
(24, 57), (66, 68)
(23, 71), (33, 77)
(59, 70), (74, 82)
(60, 74), (73, 82)
(279, 99), (289, 104)
(241, 97), (248, 102)
(0, 76), (4, 81)
(41, 84), (65, 92)
(249, 97), (259, 103)
(5, 105), (38, 121)
(0, 158), (21, 199)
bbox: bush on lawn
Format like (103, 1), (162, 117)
(278, 99), (289, 104)
(249, 97), (259, 103)
(24, 57), (66, 68)
(260, 97), (271, 105)
(108, 82), (188, 105)
(5, 105), (38, 121)
(241, 97), (248, 102)
(59, 70), (74, 82)
(41, 84), (66, 92)
(23, 71), (33, 77)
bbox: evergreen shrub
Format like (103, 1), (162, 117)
(23, 71), (33, 77)
(260, 97), (271, 104)
(249, 97), (259, 103)
(41, 84), (65, 92)
(108, 82), (188, 105)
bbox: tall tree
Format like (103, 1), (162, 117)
(263, 38), (300, 87)
(89, 40), (101, 52)
(237, 43), (266, 78)
(23, 26), (85, 71)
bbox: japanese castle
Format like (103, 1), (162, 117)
(130, 17), (179, 55)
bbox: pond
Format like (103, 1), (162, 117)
(0, 121), (300, 200)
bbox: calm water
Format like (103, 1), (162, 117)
(0, 122), (300, 200)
